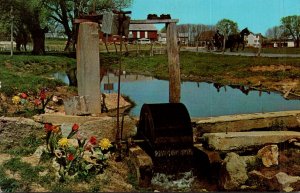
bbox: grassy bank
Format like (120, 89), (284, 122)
(108, 51), (300, 85)
(0, 55), (76, 96)
(1, 51), (300, 96)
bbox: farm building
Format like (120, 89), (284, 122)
(128, 24), (158, 42)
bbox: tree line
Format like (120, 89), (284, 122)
(175, 16), (300, 48)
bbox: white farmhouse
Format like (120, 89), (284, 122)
(245, 33), (261, 48)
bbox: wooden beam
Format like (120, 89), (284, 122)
(166, 22), (181, 103)
(130, 19), (178, 24)
(74, 17), (178, 24)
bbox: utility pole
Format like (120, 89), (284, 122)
(10, 6), (14, 57)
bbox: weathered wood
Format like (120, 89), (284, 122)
(130, 19), (178, 24)
(166, 22), (181, 103)
(75, 18), (178, 24)
(76, 22), (101, 115)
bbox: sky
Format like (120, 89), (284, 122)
(127, 0), (300, 34)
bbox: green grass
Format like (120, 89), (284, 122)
(4, 133), (44, 156)
(0, 54), (76, 96)
(242, 47), (300, 54)
(109, 51), (300, 85)
(0, 157), (51, 192)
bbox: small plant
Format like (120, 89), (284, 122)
(9, 88), (56, 116)
(33, 88), (54, 114)
(44, 123), (113, 182)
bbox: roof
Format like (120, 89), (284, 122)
(129, 24), (157, 31)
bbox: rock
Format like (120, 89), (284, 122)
(275, 172), (300, 192)
(202, 131), (300, 151)
(293, 142), (300, 147)
(257, 145), (279, 167)
(103, 93), (131, 111)
(0, 117), (44, 151)
(80, 116), (137, 142)
(128, 146), (153, 187)
(219, 152), (248, 190)
(64, 96), (93, 116)
(248, 170), (300, 192)
(248, 170), (277, 190)
(240, 155), (259, 167)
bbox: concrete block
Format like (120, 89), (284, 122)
(203, 131), (300, 151)
(193, 110), (300, 136)
(64, 95), (98, 116)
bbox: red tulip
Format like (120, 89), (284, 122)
(34, 99), (41, 106)
(40, 90), (46, 100)
(67, 154), (74, 161)
(44, 123), (53, 132)
(72, 123), (79, 131)
(89, 136), (97, 145)
(20, 93), (28, 99)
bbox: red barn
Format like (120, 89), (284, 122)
(128, 24), (158, 42)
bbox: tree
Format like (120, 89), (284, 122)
(281, 15), (300, 47)
(216, 19), (238, 51)
(43, 0), (133, 52)
(0, 0), (49, 55)
(265, 26), (284, 40)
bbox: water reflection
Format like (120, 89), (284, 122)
(53, 71), (300, 118)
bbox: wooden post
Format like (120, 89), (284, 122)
(76, 22), (101, 114)
(166, 22), (180, 103)
(257, 33), (262, 57)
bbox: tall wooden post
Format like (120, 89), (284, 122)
(76, 22), (101, 114)
(257, 33), (262, 57)
(166, 22), (180, 103)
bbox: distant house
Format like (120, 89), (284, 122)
(178, 33), (189, 45)
(158, 32), (167, 44)
(128, 24), (158, 42)
(272, 37), (295, 48)
(245, 33), (262, 48)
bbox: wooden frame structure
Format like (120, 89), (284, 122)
(75, 18), (181, 103)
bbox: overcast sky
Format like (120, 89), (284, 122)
(127, 0), (300, 34)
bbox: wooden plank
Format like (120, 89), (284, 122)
(166, 22), (181, 103)
(75, 18), (178, 24)
(130, 19), (178, 24)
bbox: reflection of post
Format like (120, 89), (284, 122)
(77, 22), (101, 114)
(166, 22), (180, 103)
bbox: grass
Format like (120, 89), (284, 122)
(108, 51), (300, 85)
(0, 157), (51, 192)
(3, 134), (44, 156)
(1, 49), (300, 97)
(0, 54), (76, 96)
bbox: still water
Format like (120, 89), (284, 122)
(54, 72), (300, 118)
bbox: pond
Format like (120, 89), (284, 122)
(54, 71), (300, 118)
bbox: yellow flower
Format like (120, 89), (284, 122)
(12, 96), (21, 105)
(99, 138), (112, 150)
(58, 138), (68, 147)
